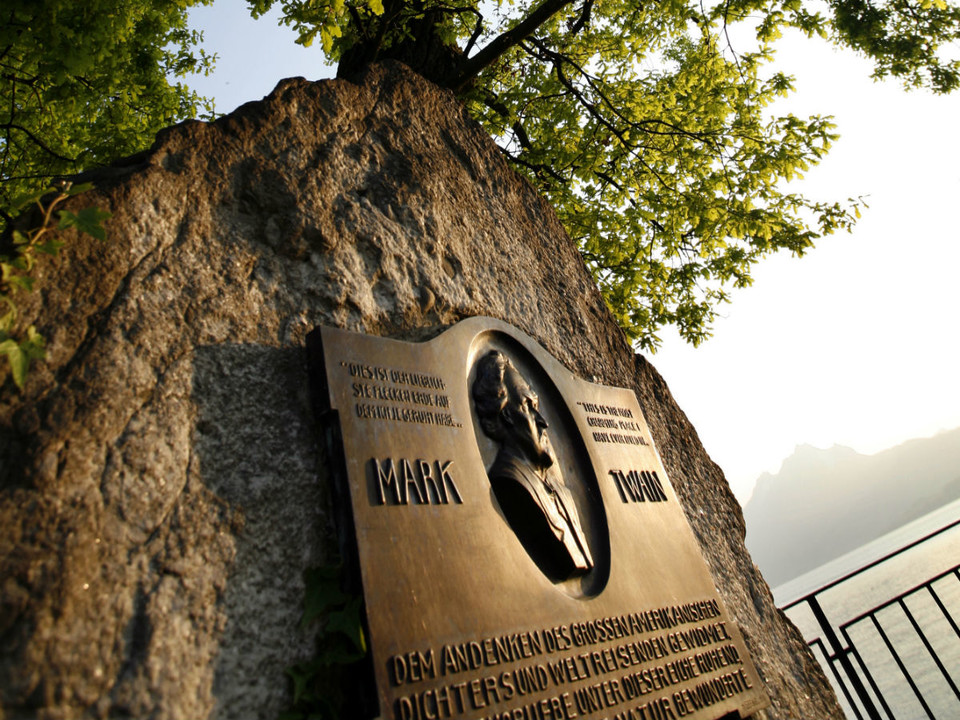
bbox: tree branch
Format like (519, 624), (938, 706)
(480, 91), (533, 149)
(347, 5), (371, 40)
(463, 7), (486, 56)
(447, 0), (577, 91)
(500, 147), (567, 184)
(0, 123), (77, 164)
(568, 0), (595, 34)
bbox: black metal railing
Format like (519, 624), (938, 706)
(780, 517), (960, 720)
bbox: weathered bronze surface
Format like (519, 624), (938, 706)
(307, 318), (769, 720)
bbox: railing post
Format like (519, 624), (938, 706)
(808, 595), (883, 720)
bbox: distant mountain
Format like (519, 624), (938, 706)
(742, 427), (960, 588)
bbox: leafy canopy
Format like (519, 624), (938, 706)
(3, 0), (958, 350)
(250, 0), (959, 349)
(1, 0), (216, 206)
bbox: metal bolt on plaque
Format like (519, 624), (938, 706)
(306, 318), (769, 720)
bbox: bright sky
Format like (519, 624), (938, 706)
(185, 3), (960, 505)
(653, 34), (960, 503)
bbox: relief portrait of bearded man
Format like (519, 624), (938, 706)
(472, 350), (594, 580)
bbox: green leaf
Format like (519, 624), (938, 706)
(36, 238), (66, 256)
(6, 275), (35, 292)
(58, 207), (111, 242)
(7, 189), (48, 211)
(24, 326), (47, 357)
(324, 595), (366, 653)
(285, 664), (314, 706)
(316, 633), (366, 665)
(0, 339), (26, 389)
(65, 182), (94, 197)
(300, 565), (349, 629)
(0, 298), (16, 332)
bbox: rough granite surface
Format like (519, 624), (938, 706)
(0, 62), (843, 720)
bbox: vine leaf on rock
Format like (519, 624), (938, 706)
(0, 183), (109, 390)
(284, 564), (368, 720)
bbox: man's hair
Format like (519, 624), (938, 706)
(472, 350), (511, 440)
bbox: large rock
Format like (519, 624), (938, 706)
(0, 62), (842, 719)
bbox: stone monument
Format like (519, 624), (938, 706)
(0, 62), (844, 719)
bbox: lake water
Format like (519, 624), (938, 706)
(773, 498), (960, 719)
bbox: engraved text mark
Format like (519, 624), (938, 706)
(373, 458), (464, 506)
(609, 470), (668, 504)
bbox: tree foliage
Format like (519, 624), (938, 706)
(4, 0), (958, 349)
(0, 0), (216, 206)
(250, 0), (958, 348)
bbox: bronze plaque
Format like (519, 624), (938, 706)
(308, 318), (768, 720)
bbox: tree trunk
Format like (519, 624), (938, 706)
(336, 8), (465, 88)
